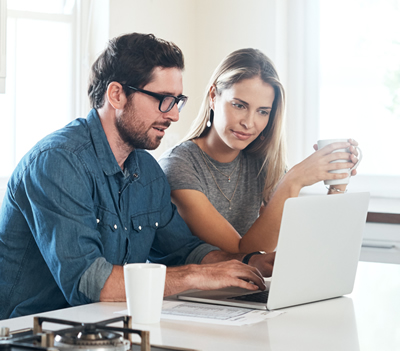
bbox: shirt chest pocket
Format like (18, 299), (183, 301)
(95, 208), (127, 263)
(96, 209), (120, 233)
(131, 212), (160, 237)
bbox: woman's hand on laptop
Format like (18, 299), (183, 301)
(247, 251), (275, 278)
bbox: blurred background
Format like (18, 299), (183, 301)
(0, 0), (399, 200)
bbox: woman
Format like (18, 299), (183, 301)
(158, 48), (359, 254)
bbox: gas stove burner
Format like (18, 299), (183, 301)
(55, 330), (124, 345)
(54, 329), (130, 351)
(33, 316), (149, 351)
(1, 315), (198, 351)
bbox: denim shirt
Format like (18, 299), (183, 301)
(0, 109), (217, 320)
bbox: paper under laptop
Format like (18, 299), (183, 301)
(178, 192), (370, 310)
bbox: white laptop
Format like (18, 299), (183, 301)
(178, 192), (370, 310)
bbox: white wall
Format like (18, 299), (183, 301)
(90, 0), (288, 160)
(0, 0), (290, 201)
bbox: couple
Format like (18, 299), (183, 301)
(0, 32), (359, 319)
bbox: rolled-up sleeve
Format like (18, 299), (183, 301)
(79, 257), (113, 301)
(184, 243), (220, 264)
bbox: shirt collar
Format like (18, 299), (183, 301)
(86, 109), (140, 178)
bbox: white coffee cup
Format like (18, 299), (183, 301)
(124, 263), (166, 324)
(317, 138), (362, 186)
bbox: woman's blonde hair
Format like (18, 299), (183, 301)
(183, 48), (287, 200)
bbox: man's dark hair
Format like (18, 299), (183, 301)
(88, 33), (185, 109)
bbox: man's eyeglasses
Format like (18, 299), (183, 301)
(126, 86), (188, 113)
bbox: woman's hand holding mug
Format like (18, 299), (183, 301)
(315, 138), (362, 186)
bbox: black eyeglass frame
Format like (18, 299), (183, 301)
(126, 85), (188, 113)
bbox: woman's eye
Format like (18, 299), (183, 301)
(259, 110), (270, 116)
(232, 103), (245, 109)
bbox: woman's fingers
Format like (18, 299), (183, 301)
(348, 138), (359, 147)
(306, 139), (359, 183)
(322, 142), (350, 154)
(325, 151), (352, 163)
(348, 145), (359, 157)
(351, 168), (358, 176)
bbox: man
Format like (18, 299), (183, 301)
(0, 33), (274, 319)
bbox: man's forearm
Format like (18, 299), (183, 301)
(99, 265), (125, 302)
(99, 265), (197, 300)
(100, 249), (272, 301)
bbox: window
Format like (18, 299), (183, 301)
(319, 0), (400, 177)
(0, 0), (77, 180)
(0, 0), (6, 93)
(286, 0), (400, 198)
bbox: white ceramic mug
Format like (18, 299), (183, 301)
(124, 263), (166, 324)
(317, 138), (362, 186)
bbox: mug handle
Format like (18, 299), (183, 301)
(350, 146), (362, 170)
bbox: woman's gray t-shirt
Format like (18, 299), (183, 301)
(158, 141), (266, 236)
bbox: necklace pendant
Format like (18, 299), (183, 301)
(229, 205), (232, 210)
(228, 177), (231, 182)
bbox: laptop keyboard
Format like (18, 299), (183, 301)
(227, 290), (269, 303)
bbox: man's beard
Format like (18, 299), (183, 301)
(115, 103), (169, 150)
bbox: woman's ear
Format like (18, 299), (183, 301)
(209, 85), (217, 110)
(106, 82), (128, 110)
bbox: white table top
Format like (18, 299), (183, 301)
(1, 261), (400, 351)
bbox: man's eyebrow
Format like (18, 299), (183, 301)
(158, 91), (183, 96)
(233, 97), (272, 109)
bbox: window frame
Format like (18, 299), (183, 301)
(0, 1), (82, 195)
(0, 0), (6, 93)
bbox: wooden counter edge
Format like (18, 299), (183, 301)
(367, 212), (400, 224)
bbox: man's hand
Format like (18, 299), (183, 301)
(201, 249), (275, 277)
(163, 250), (277, 297)
(190, 260), (266, 291)
(164, 259), (266, 296)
